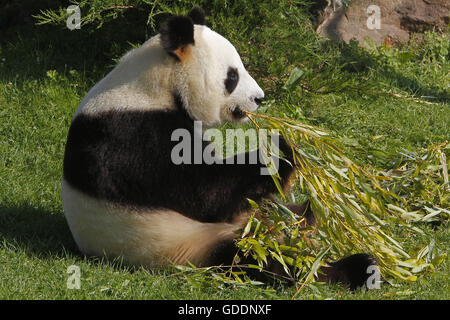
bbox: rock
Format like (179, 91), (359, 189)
(316, 0), (449, 46)
(396, 0), (449, 33)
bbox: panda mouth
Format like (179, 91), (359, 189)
(231, 105), (246, 119)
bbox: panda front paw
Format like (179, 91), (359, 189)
(276, 135), (294, 162)
(273, 135), (297, 181)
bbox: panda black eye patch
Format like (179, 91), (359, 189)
(224, 67), (239, 94)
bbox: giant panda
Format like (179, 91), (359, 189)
(62, 7), (376, 290)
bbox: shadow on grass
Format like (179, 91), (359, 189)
(0, 204), (79, 258)
(0, 204), (161, 274)
(335, 39), (449, 104)
(0, 1), (155, 87)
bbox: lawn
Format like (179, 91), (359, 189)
(0, 0), (448, 300)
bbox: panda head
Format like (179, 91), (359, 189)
(160, 7), (264, 126)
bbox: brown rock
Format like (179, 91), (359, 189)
(316, 0), (449, 46)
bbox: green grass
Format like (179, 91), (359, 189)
(0, 0), (448, 299)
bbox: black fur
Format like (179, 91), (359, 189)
(188, 6), (206, 25)
(160, 15), (194, 52)
(207, 239), (239, 267)
(231, 106), (245, 120)
(322, 253), (378, 290)
(225, 67), (239, 94)
(63, 108), (295, 224)
(172, 92), (191, 117)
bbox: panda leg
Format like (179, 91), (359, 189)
(287, 200), (378, 289)
(285, 201), (378, 289)
(208, 200), (378, 289)
(317, 253), (378, 290)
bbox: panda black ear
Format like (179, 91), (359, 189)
(188, 6), (206, 25)
(160, 15), (194, 60)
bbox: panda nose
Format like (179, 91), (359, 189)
(253, 96), (264, 105)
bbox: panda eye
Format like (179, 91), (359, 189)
(224, 67), (239, 94)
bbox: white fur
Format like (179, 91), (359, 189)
(62, 179), (247, 267)
(74, 35), (176, 117)
(75, 25), (264, 125)
(177, 25), (264, 125)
